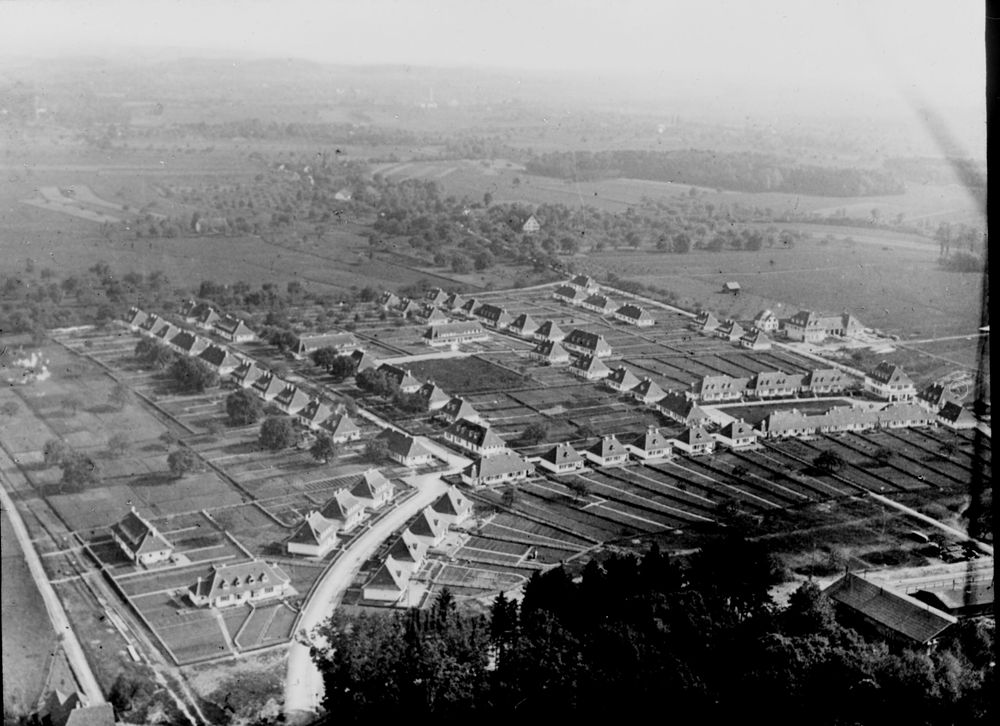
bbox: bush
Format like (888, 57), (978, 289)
(167, 448), (198, 478)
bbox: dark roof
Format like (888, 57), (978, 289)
(366, 557), (407, 591)
(375, 429), (434, 461)
(563, 329), (611, 353)
(615, 303), (653, 322)
(631, 377), (665, 401)
(938, 401), (974, 424)
(464, 450), (533, 480)
(351, 469), (393, 500)
(425, 321), (486, 340)
(825, 572), (957, 644)
(535, 320), (565, 339)
(627, 426), (671, 452)
(607, 366), (640, 388)
(190, 560), (290, 602)
(111, 508), (172, 556)
(509, 313), (539, 333)
(867, 361), (913, 386)
(675, 426), (714, 446)
(583, 293), (612, 309)
(538, 443), (583, 466)
(656, 391), (707, 421)
(446, 418), (506, 449)
(409, 507), (445, 539)
(571, 354), (610, 376)
(553, 285), (586, 300)
(198, 344), (240, 368)
(321, 489), (365, 522)
(287, 511), (339, 546)
(533, 340), (569, 358)
(719, 420), (759, 440)
(587, 435), (627, 459)
(432, 488), (472, 517)
(439, 397), (479, 421)
(388, 530), (427, 564)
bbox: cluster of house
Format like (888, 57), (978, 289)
(362, 488), (473, 604)
(126, 304), (364, 443)
(286, 470), (396, 557)
(552, 275), (656, 327)
(109, 507), (295, 609)
(692, 307), (865, 350)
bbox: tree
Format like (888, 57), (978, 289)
(310, 433), (339, 464)
(60, 452), (98, 489)
(259, 416), (296, 451)
(364, 437), (390, 463)
(167, 448), (198, 478)
(813, 450), (845, 473)
(226, 389), (264, 426)
(169, 356), (220, 393)
(43, 438), (72, 468)
(871, 446), (894, 467)
(783, 581), (837, 636)
(107, 432), (130, 459)
(520, 421), (549, 445)
(672, 232), (691, 254)
(108, 382), (131, 410)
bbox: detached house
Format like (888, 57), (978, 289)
(625, 426), (672, 461)
(631, 377), (666, 405)
(214, 315), (256, 343)
(375, 430), (436, 467)
(292, 332), (360, 359)
(937, 401), (976, 430)
(350, 349), (379, 373)
(715, 319), (746, 342)
(363, 557), (409, 603)
(198, 344), (243, 375)
(286, 511), (340, 558)
(531, 340), (570, 365)
(232, 360), (266, 388)
(656, 391), (710, 427)
(379, 291), (401, 310)
(581, 293), (615, 314)
(475, 303), (514, 330)
(917, 383), (952, 412)
(297, 398), (333, 430)
(563, 329), (613, 358)
(508, 313), (540, 338)
(322, 488), (366, 534)
(424, 321), (488, 347)
(111, 507), (173, 567)
(522, 214), (541, 233)
(431, 487), (473, 526)
(567, 275), (599, 293)
(444, 418), (507, 456)
(191, 304), (221, 330)
(409, 507), (447, 547)
(379, 363), (422, 394)
(740, 329), (772, 351)
(533, 320), (567, 343)
(864, 362), (916, 401)
(613, 303), (655, 327)
(125, 306), (148, 329)
(462, 450), (534, 488)
(691, 311), (720, 334)
(458, 297), (480, 318)
(752, 309), (780, 333)
(606, 365), (641, 393)
(553, 285), (587, 305)
(536, 443), (585, 475)
(188, 560), (292, 609)
(169, 330), (210, 357)
(442, 292), (466, 311)
(274, 384), (310, 415)
(671, 426), (716, 455)
(584, 435), (629, 467)
(387, 530), (428, 575)
(322, 414), (361, 443)
(351, 469), (394, 510)
(416, 381), (451, 411)
(570, 354), (611, 381)
(424, 287), (450, 307)
(436, 397), (481, 425)
(714, 420), (760, 449)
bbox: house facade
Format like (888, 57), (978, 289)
(562, 329), (613, 358)
(613, 304), (654, 327)
(286, 511), (340, 558)
(536, 443), (585, 475)
(443, 418), (507, 456)
(864, 362), (916, 401)
(584, 435), (629, 467)
(424, 321), (489, 347)
(461, 450), (534, 488)
(111, 508), (173, 567)
(188, 560), (292, 609)
(351, 469), (394, 510)
(671, 426), (716, 455)
(625, 426), (673, 461)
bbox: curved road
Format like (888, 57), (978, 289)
(283, 435), (470, 722)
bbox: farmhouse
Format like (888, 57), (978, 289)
(864, 362), (916, 401)
(508, 312), (540, 338)
(351, 349), (379, 373)
(740, 329), (772, 351)
(553, 285), (588, 305)
(606, 365), (641, 393)
(286, 511), (340, 558)
(805, 368), (852, 395)
(323, 414), (361, 443)
(531, 340), (571, 365)
(656, 391), (710, 427)
(379, 364), (422, 393)
(322, 488), (366, 533)
(214, 315), (256, 342)
(291, 332), (360, 359)
(671, 426), (716, 455)
(937, 401), (976, 430)
(274, 384), (310, 415)
(111, 507), (173, 567)
(431, 487), (473, 526)
(424, 321), (489, 347)
(296, 398), (333, 430)
(475, 303), (514, 329)
(567, 274), (600, 293)
(584, 435), (629, 467)
(570, 354), (611, 380)
(630, 377), (666, 405)
(231, 360), (266, 388)
(714, 420), (760, 450)
(444, 418), (507, 456)
(409, 507), (447, 547)
(715, 319), (746, 342)
(363, 556), (409, 603)
(823, 572), (957, 649)
(563, 329), (612, 357)
(691, 311), (720, 334)
(461, 450), (534, 487)
(522, 214), (541, 233)
(625, 426), (673, 461)
(536, 443), (585, 475)
(784, 310), (863, 343)
(169, 330), (211, 357)
(188, 560), (292, 609)
(375, 430), (436, 467)
(581, 293), (615, 314)
(387, 530), (428, 575)
(748, 371), (804, 399)
(125, 306), (148, 329)
(613, 303), (655, 327)
(533, 320), (567, 343)
(351, 469), (394, 510)
(752, 309), (780, 333)
(198, 344), (243, 374)
(436, 396), (481, 424)
(416, 381), (451, 410)
(694, 375), (749, 403)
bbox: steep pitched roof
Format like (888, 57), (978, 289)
(287, 511), (339, 547)
(937, 401), (975, 426)
(299, 398), (333, 425)
(509, 313), (539, 335)
(321, 488), (365, 523)
(443, 292), (466, 310)
(716, 319), (745, 338)
(607, 366), (641, 390)
(535, 320), (566, 340)
(350, 349), (378, 372)
(446, 418), (506, 449)
(190, 560), (290, 602)
(376, 429), (434, 461)
(697, 375), (749, 395)
(351, 469), (393, 500)
(275, 385), (310, 413)
(111, 508), (172, 556)
(439, 396), (479, 421)
(295, 332), (359, 353)
(464, 450), (533, 480)
(675, 426), (714, 446)
(553, 285), (586, 301)
(657, 391), (707, 421)
(432, 488), (472, 518)
(694, 311), (719, 330)
(388, 530), (428, 564)
(214, 315), (255, 338)
(571, 354), (610, 377)
(323, 413), (359, 438)
(569, 274), (597, 289)
(587, 435), (627, 460)
(806, 368), (849, 388)
(631, 377), (666, 401)
(583, 293), (613, 310)
(459, 297), (480, 314)
(615, 303), (654, 323)
(425, 321), (485, 340)
(198, 344), (241, 369)
(752, 370), (802, 389)
(366, 556), (408, 591)
(424, 287), (450, 305)
(417, 381), (451, 407)
(868, 361), (913, 386)
(409, 507), (446, 540)
(533, 339), (570, 359)
(563, 329), (612, 354)
(719, 419), (759, 440)
(627, 426), (671, 453)
(538, 443), (583, 466)
(379, 363), (421, 390)
(475, 303), (513, 326)
(252, 372), (286, 398)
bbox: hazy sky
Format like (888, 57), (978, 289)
(0, 0), (985, 106)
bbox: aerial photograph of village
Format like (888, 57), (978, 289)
(0, 1), (992, 725)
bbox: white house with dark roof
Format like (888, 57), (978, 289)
(613, 303), (655, 327)
(937, 401), (976, 430)
(169, 330), (211, 357)
(297, 399), (333, 430)
(917, 382), (952, 412)
(198, 344), (243, 375)
(715, 319), (745, 342)
(458, 297), (480, 318)
(749, 371), (803, 399)
(125, 306), (148, 329)
(508, 313), (540, 338)
(671, 426), (716, 455)
(379, 363), (423, 394)
(424, 321), (489, 347)
(536, 443), (585, 475)
(740, 329), (772, 351)
(388, 530), (428, 575)
(214, 315), (256, 343)
(394, 298), (422, 318)
(752, 309), (780, 333)
(424, 287), (450, 307)
(418, 304), (449, 325)
(231, 360), (267, 389)
(350, 349), (379, 373)
(714, 420), (760, 450)
(461, 450), (534, 488)
(323, 414), (361, 443)
(562, 329), (612, 358)
(656, 391), (710, 427)
(864, 362), (916, 401)
(581, 293), (615, 314)
(436, 397), (481, 424)
(350, 469), (394, 510)
(363, 556), (409, 602)
(475, 303), (514, 330)
(570, 354), (611, 380)
(286, 511), (340, 558)
(553, 285), (588, 305)
(375, 429), (436, 467)
(625, 426), (672, 461)
(522, 214), (541, 233)
(251, 372), (285, 400)
(567, 275), (599, 293)
(409, 507), (447, 547)
(442, 292), (466, 311)
(606, 365), (641, 393)
(444, 418), (507, 456)
(691, 311), (720, 334)
(584, 435), (629, 467)
(274, 384), (311, 415)
(531, 340), (571, 365)
(694, 374), (749, 403)
(533, 320), (566, 343)
(431, 487), (473, 526)
(630, 377), (666, 405)
(111, 508), (173, 567)
(191, 304), (221, 330)
(188, 560), (292, 608)
(784, 310), (863, 342)
(416, 381), (451, 410)
(379, 291), (401, 310)
(322, 488), (366, 533)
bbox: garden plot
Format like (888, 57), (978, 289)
(832, 431), (964, 491)
(475, 512), (591, 550)
(430, 562), (528, 594)
(671, 456), (804, 508)
(765, 437), (915, 495)
(455, 536), (533, 566)
(579, 469), (717, 524)
(649, 460), (778, 512)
